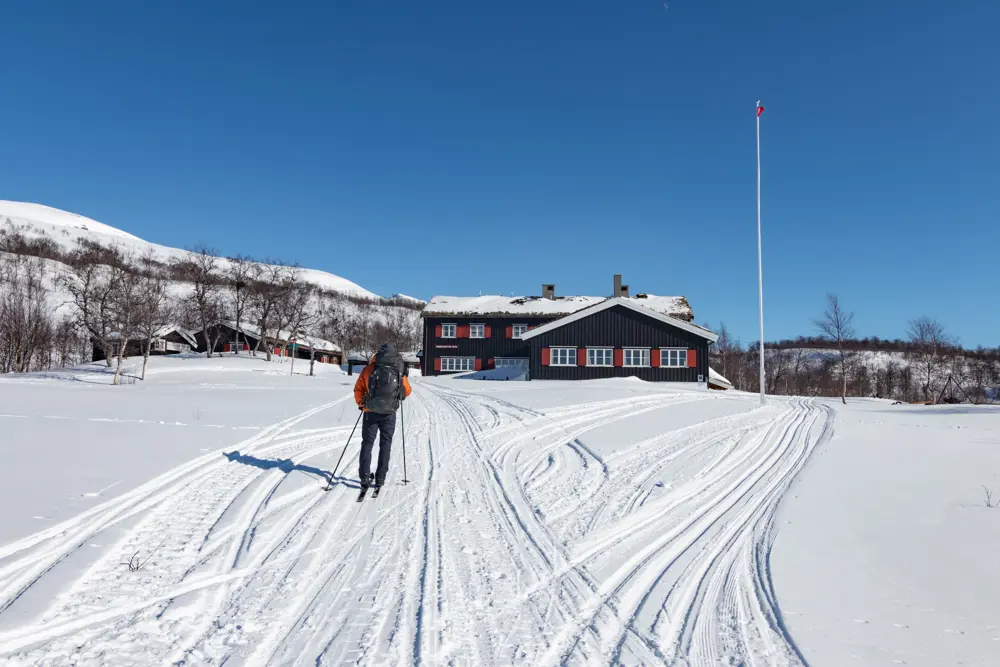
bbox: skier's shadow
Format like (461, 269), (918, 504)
(223, 451), (363, 489)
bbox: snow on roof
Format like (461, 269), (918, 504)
(153, 324), (198, 347)
(520, 297), (716, 342)
(423, 294), (694, 321)
(708, 367), (734, 390)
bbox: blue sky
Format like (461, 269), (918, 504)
(1, 1), (997, 347)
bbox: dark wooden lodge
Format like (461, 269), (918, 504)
(421, 275), (717, 383)
(193, 322), (343, 365)
(92, 325), (197, 362)
(196, 322), (261, 355)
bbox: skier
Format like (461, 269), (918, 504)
(353, 342), (412, 494)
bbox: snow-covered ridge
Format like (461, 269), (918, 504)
(0, 201), (142, 241)
(0, 201), (380, 300)
(392, 293), (427, 306)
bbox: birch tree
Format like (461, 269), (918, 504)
(0, 255), (53, 373)
(275, 279), (314, 364)
(227, 254), (257, 354)
(249, 263), (297, 361)
(60, 244), (119, 368)
(107, 255), (143, 385)
(175, 247), (225, 358)
(318, 297), (350, 370)
(133, 251), (173, 380)
(907, 316), (949, 401)
(814, 294), (856, 404)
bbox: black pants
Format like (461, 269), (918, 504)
(359, 411), (396, 486)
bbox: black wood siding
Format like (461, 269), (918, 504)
(421, 316), (558, 375)
(528, 305), (710, 382)
(195, 325), (261, 354)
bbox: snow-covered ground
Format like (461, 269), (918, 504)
(0, 356), (996, 666)
(773, 400), (1000, 665)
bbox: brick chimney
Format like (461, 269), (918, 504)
(542, 284), (556, 300)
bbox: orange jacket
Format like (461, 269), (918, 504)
(354, 362), (412, 411)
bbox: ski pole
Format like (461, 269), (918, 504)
(330, 410), (363, 486)
(401, 400), (409, 484)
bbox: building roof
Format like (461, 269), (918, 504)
(220, 321), (342, 353)
(708, 367), (734, 390)
(422, 294), (694, 321)
(153, 325), (198, 348)
(100, 324), (198, 347)
(519, 297), (718, 343)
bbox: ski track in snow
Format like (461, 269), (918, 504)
(0, 384), (830, 666)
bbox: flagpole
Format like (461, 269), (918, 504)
(756, 100), (766, 405)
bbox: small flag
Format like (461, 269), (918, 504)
(756, 101), (764, 117)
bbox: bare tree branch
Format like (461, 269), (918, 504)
(814, 293), (856, 404)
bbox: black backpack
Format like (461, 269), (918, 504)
(364, 350), (403, 414)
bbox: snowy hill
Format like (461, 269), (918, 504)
(0, 201), (142, 241)
(0, 201), (380, 300)
(392, 293), (427, 306)
(712, 345), (1000, 403)
(1, 355), (997, 665)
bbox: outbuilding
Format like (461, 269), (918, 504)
(192, 322), (343, 365)
(92, 325), (198, 362)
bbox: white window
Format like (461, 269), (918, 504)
(512, 324), (529, 339)
(495, 358), (528, 368)
(623, 348), (650, 367)
(470, 324), (485, 339)
(660, 348), (688, 368)
(587, 348), (613, 366)
(440, 357), (476, 372)
(441, 324), (457, 338)
(550, 347), (577, 366)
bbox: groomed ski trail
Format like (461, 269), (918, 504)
(0, 382), (829, 666)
